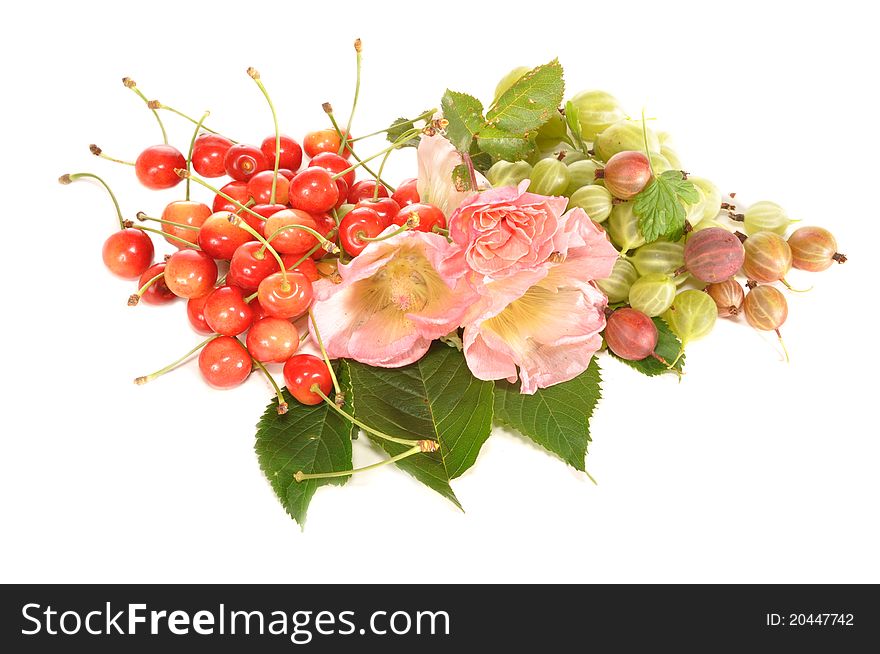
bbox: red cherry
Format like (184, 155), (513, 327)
(198, 336), (251, 389)
(281, 255), (319, 282)
(134, 145), (186, 190)
(249, 297), (269, 321)
(187, 295), (213, 334)
(137, 262), (175, 305)
(283, 354), (332, 405)
(203, 286), (254, 336)
(303, 129), (351, 159)
(309, 151), (355, 189)
(277, 168), (296, 180)
(163, 249), (218, 299)
(347, 180), (389, 204)
(246, 318), (299, 363)
(394, 202), (446, 232)
(192, 133), (234, 178)
(264, 209), (319, 255)
(257, 271), (313, 319)
(288, 167), (339, 214)
(247, 170), (290, 205)
(224, 143), (269, 182)
(245, 203), (287, 237)
(227, 241), (279, 291)
(198, 212), (254, 259)
(339, 207), (383, 256)
(212, 180), (249, 213)
(260, 135), (303, 172)
(392, 178), (419, 206)
(310, 213), (338, 260)
(334, 177), (350, 210)
(102, 228), (154, 279)
(355, 197), (400, 228)
(161, 200), (211, 249)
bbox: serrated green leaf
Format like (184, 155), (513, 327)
(607, 317), (685, 376)
(386, 116), (420, 148)
(255, 362), (354, 526)
(347, 344), (495, 506)
(487, 59), (565, 134)
(493, 357), (601, 471)
(451, 163), (473, 192)
(469, 150), (494, 173)
(441, 90), (485, 152)
(476, 126), (534, 162)
(633, 170), (699, 242)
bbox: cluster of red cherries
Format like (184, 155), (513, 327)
(61, 71), (447, 413)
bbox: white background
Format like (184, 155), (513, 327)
(1, 0), (877, 583)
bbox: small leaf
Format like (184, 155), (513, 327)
(564, 100), (583, 143)
(633, 170), (700, 242)
(441, 90), (485, 152)
(255, 362), (354, 526)
(386, 117), (420, 148)
(451, 163), (473, 192)
(493, 357), (601, 471)
(607, 317), (685, 376)
(487, 59), (565, 134)
(347, 344), (495, 505)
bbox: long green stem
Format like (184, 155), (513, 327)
(361, 222), (410, 242)
(89, 145), (135, 166)
(132, 225), (201, 249)
(134, 336), (218, 384)
(295, 444), (422, 482)
(372, 148), (394, 201)
(347, 109), (436, 143)
(324, 107), (394, 190)
(260, 223), (332, 255)
(308, 309), (341, 398)
(330, 129), (421, 182)
(186, 111), (211, 201)
(247, 68), (281, 204)
(128, 271), (165, 306)
(136, 212), (200, 230)
(339, 38), (362, 157)
(156, 104), (236, 143)
(252, 357), (288, 414)
(59, 172), (125, 229)
(122, 77), (168, 144)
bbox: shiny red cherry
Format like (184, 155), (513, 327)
(347, 180), (389, 204)
(187, 295), (213, 334)
(102, 228), (154, 279)
(355, 197), (400, 228)
(310, 213), (338, 260)
(136, 262), (175, 305)
(288, 167), (339, 214)
(281, 255), (319, 282)
(264, 209), (319, 255)
(394, 202), (446, 232)
(203, 286), (254, 336)
(303, 129), (351, 159)
(245, 203), (286, 237)
(161, 200), (211, 249)
(283, 354), (332, 405)
(309, 151), (355, 189)
(212, 180), (249, 213)
(198, 336), (251, 389)
(224, 143), (269, 182)
(247, 170), (290, 205)
(257, 271), (313, 319)
(339, 207), (383, 256)
(163, 249), (218, 299)
(198, 212), (254, 259)
(227, 241), (279, 291)
(260, 135), (303, 172)
(246, 318), (299, 363)
(135, 145), (186, 190)
(192, 133), (234, 177)
(392, 178), (419, 206)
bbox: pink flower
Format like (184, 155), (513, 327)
(461, 206), (618, 394)
(416, 133), (488, 217)
(447, 180), (570, 280)
(309, 229), (476, 367)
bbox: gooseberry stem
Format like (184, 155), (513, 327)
(131, 225), (202, 249)
(781, 278), (813, 293)
(136, 211), (200, 231)
(641, 109), (654, 177)
(122, 77), (168, 144)
(185, 110), (211, 201)
(776, 329), (790, 363)
(59, 172), (125, 230)
(133, 335), (218, 385)
(339, 38), (362, 157)
(251, 356), (288, 415)
(128, 270), (165, 306)
(307, 308), (342, 398)
(294, 444), (422, 483)
(247, 68), (281, 204)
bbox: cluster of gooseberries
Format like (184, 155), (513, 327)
(485, 79), (847, 367)
(61, 48), (448, 435)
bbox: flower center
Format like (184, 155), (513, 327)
(367, 248), (437, 314)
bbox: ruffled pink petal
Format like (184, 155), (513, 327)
(462, 326), (519, 384)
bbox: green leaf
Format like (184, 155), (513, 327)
(386, 116), (420, 148)
(347, 344), (495, 506)
(255, 362), (354, 526)
(476, 126), (534, 162)
(486, 59), (565, 134)
(608, 317), (685, 376)
(633, 170), (700, 242)
(441, 90), (485, 152)
(451, 163), (473, 192)
(493, 357), (601, 471)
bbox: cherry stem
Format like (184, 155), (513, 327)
(330, 128), (421, 182)
(260, 224), (335, 257)
(307, 308), (342, 398)
(89, 144), (135, 166)
(122, 78), (168, 144)
(247, 68), (281, 204)
(132, 224), (202, 249)
(155, 104), (237, 143)
(361, 222), (411, 242)
(60, 172), (125, 230)
(287, 239), (332, 271)
(310, 385), (428, 450)
(324, 106), (394, 191)
(129, 270), (165, 306)
(134, 335), (218, 385)
(347, 109), (435, 142)
(136, 211), (200, 231)
(251, 356), (288, 415)
(339, 38), (362, 157)
(373, 147), (393, 201)
(185, 110), (211, 201)
(432, 226), (449, 236)
(295, 444), (422, 483)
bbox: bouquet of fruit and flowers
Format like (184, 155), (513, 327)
(62, 40), (846, 525)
